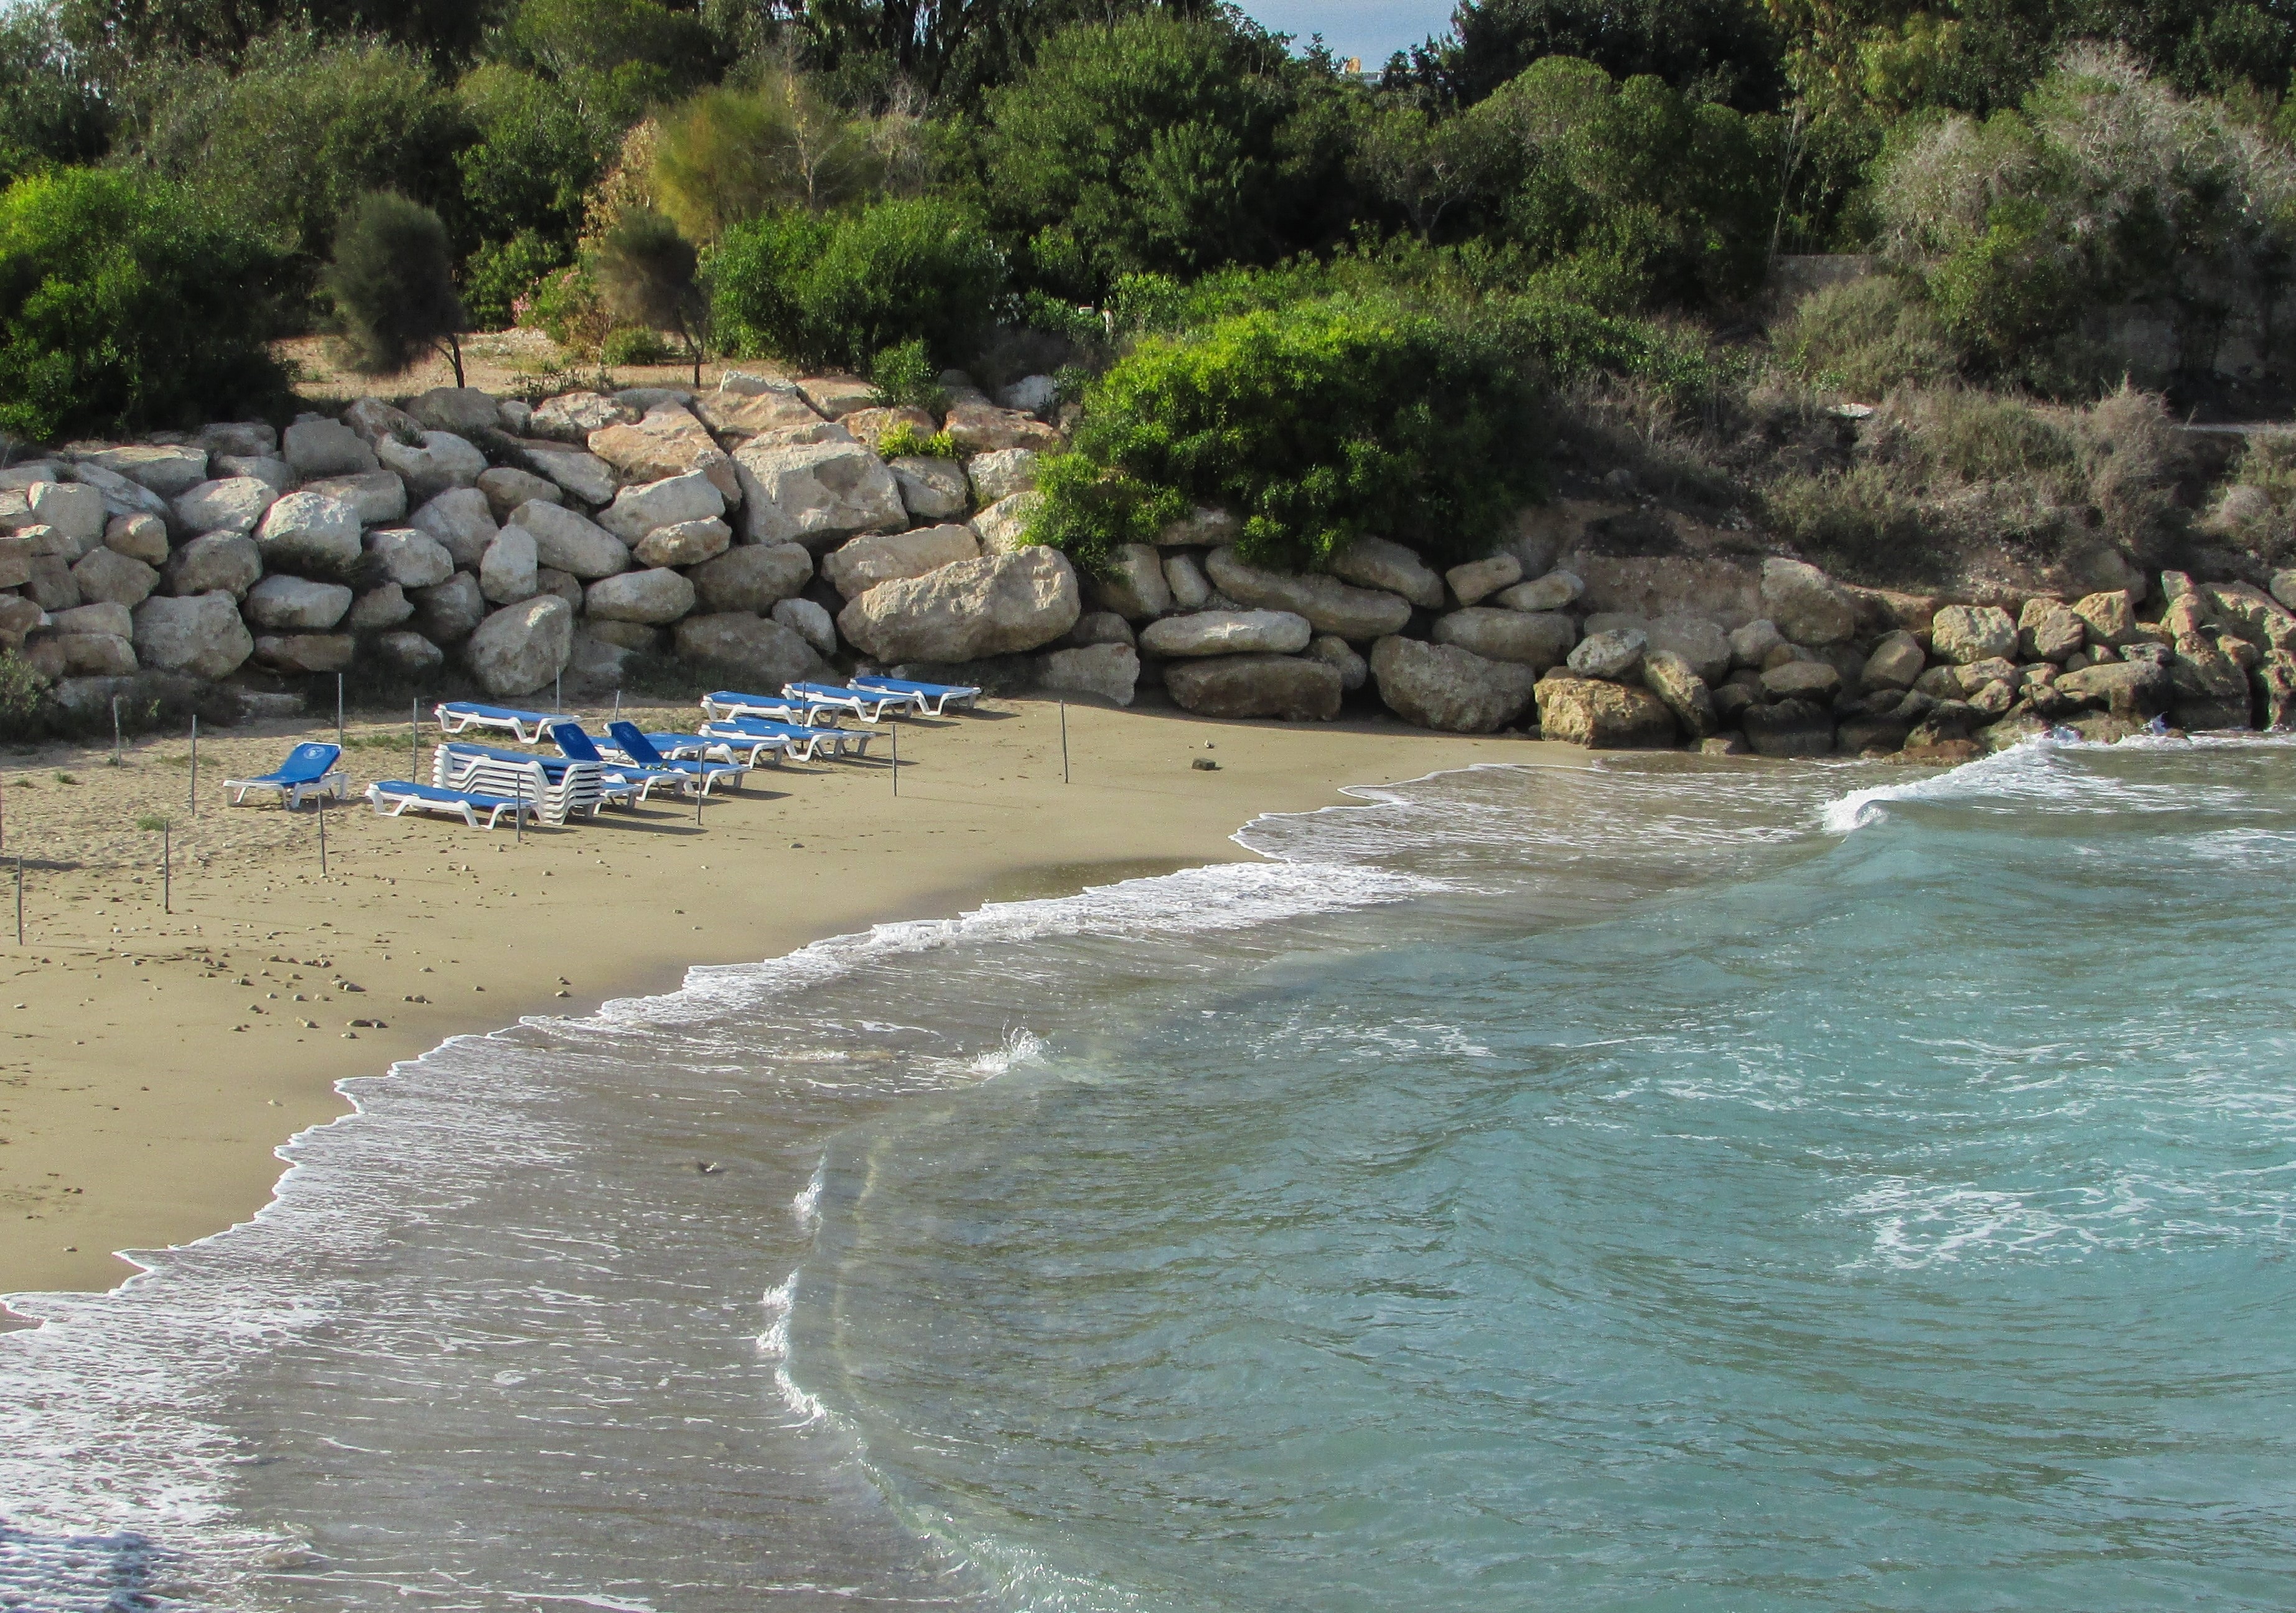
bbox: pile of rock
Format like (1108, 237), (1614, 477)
(0, 370), (1080, 714)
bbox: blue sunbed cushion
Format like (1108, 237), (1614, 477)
(378, 781), (521, 809)
(246, 742), (342, 785)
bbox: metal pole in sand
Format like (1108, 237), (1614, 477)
(1, 774), (6, 854)
(554, 672), (562, 714)
(411, 696), (420, 781)
(189, 714), (198, 815)
(335, 673), (345, 750)
(1060, 700), (1070, 784)
(162, 821), (170, 915)
(891, 722), (898, 797)
(111, 696), (121, 765)
(13, 857), (21, 945)
(317, 802), (328, 877)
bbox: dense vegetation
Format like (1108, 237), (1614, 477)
(2, 0), (2294, 576)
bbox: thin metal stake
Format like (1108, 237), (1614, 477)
(162, 823), (170, 915)
(335, 673), (345, 750)
(890, 723), (898, 796)
(411, 697), (419, 780)
(612, 690), (622, 722)
(317, 803), (327, 877)
(1060, 700), (1070, 784)
(189, 715), (198, 815)
(695, 775), (704, 826)
(1, 774), (6, 854)
(554, 672), (562, 714)
(13, 857), (21, 945)
(111, 696), (121, 764)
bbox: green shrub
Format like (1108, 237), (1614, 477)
(1031, 294), (1546, 575)
(463, 228), (571, 330)
(600, 325), (674, 363)
(0, 167), (284, 441)
(0, 4), (108, 185)
(652, 76), (885, 241)
(1774, 274), (1959, 395)
(714, 197), (1007, 372)
(875, 420), (958, 459)
(529, 261), (614, 354)
(867, 337), (945, 411)
(324, 191), (468, 381)
(0, 650), (44, 741)
(455, 63), (630, 251)
(592, 207), (703, 376)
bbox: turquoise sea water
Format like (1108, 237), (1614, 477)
(4, 739), (2293, 1611)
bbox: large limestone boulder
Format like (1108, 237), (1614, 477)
(341, 396), (422, 446)
(1205, 547), (1412, 638)
(1445, 553), (1521, 607)
(65, 461), (174, 528)
(1641, 650), (1716, 737)
(213, 454), (291, 492)
(2055, 658), (2174, 720)
(32, 629), (136, 676)
(374, 630), (445, 675)
(1096, 543), (1174, 620)
(692, 376), (831, 441)
(585, 566), (696, 624)
(2202, 581), (2294, 646)
(590, 404), (739, 503)
(1041, 642), (1140, 706)
(254, 492), (362, 574)
(408, 386), (502, 437)
(413, 571), (488, 644)
(1862, 631), (1926, 690)
(967, 449), (1039, 505)
(1139, 609), (1311, 657)
(973, 492), (1042, 553)
(174, 476), (276, 535)
(367, 528), (455, 590)
(465, 595), (574, 696)
(52, 601), (133, 638)
(794, 374), (876, 418)
(302, 470), (408, 528)
(478, 466), (562, 521)
(1495, 569), (1584, 613)
(195, 421), (276, 458)
(72, 548), (157, 608)
(1328, 536), (1444, 609)
(133, 593), (251, 679)
(734, 439), (905, 549)
(1165, 653), (1342, 721)
(691, 542), (813, 614)
(1156, 506), (1241, 548)
(1742, 697), (1836, 757)
(2018, 597), (2086, 662)
(2068, 590), (2143, 647)
(409, 487), (498, 568)
(890, 456), (969, 521)
(348, 581), (414, 632)
(1760, 660), (1841, 702)
(633, 518), (732, 568)
(254, 632), (355, 673)
(599, 470), (725, 543)
(822, 523), (980, 598)
(838, 546), (1081, 663)
(377, 431), (487, 503)
(163, 532), (261, 598)
(104, 513), (169, 565)
(24, 482), (106, 553)
(1536, 674), (1678, 748)
(24, 554), (78, 611)
(942, 398), (1062, 455)
(772, 596), (838, 657)
(1307, 633), (1368, 691)
(1164, 551), (1211, 609)
(671, 612), (829, 686)
(1432, 607), (1575, 670)
(532, 391), (637, 442)
(1370, 635), (1539, 732)
(1930, 603), (2018, 665)
(1567, 627), (1648, 681)
(511, 501), (630, 579)
(480, 528), (541, 604)
(245, 574), (353, 631)
(77, 443), (207, 497)
(517, 441), (621, 505)
(1760, 558), (1855, 645)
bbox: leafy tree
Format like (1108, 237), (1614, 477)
(1349, 95), (1514, 241)
(498, 0), (717, 87)
(324, 189), (471, 383)
(58, 0), (497, 74)
(978, 12), (1328, 299)
(714, 194), (1006, 370)
(1030, 294), (1547, 574)
(463, 227), (572, 329)
(651, 75), (888, 240)
(594, 206), (706, 380)
(0, 4), (111, 185)
(0, 167), (284, 439)
(123, 29), (472, 279)
(1407, 0), (1787, 111)
(456, 62), (632, 248)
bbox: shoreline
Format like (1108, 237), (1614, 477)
(0, 696), (1568, 1316)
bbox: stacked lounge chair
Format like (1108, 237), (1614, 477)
(432, 743), (605, 824)
(434, 702), (561, 742)
(847, 674), (982, 716)
(223, 742), (348, 808)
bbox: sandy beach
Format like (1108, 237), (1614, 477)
(0, 696), (1559, 1311)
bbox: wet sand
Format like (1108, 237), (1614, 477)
(0, 696), (1567, 1310)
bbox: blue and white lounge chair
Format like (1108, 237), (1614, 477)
(434, 702), (557, 742)
(223, 742), (347, 808)
(431, 744), (604, 824)
(366, 780), (533, 830)
(700, 716), (872, 760)
(653, 726), (793, 767)
(549, 722), (700, 803)
(607, 722), (749, 796)
(699, 690), (846, 726)
(847, 674), (982, 716)
(782, 681), (923, 722)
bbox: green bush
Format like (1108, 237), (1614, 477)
(528, 261), (614, 353)
(876, 420), (958, 459)
(0, 4), (108, 185)
(0, 167), (284, 440)
(324, 191), (467, 380)
(867, 337), (945, 411)
(463, 228), (571, 330)
(714, 197), (1007, 372)
(1775, 274), (1959, 395)
(1030, 294), (1547, 575)
(455, 63), (630, 251)
(600, 325), (674, 363)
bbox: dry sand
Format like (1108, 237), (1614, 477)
(0, 695), (1568, 1315)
